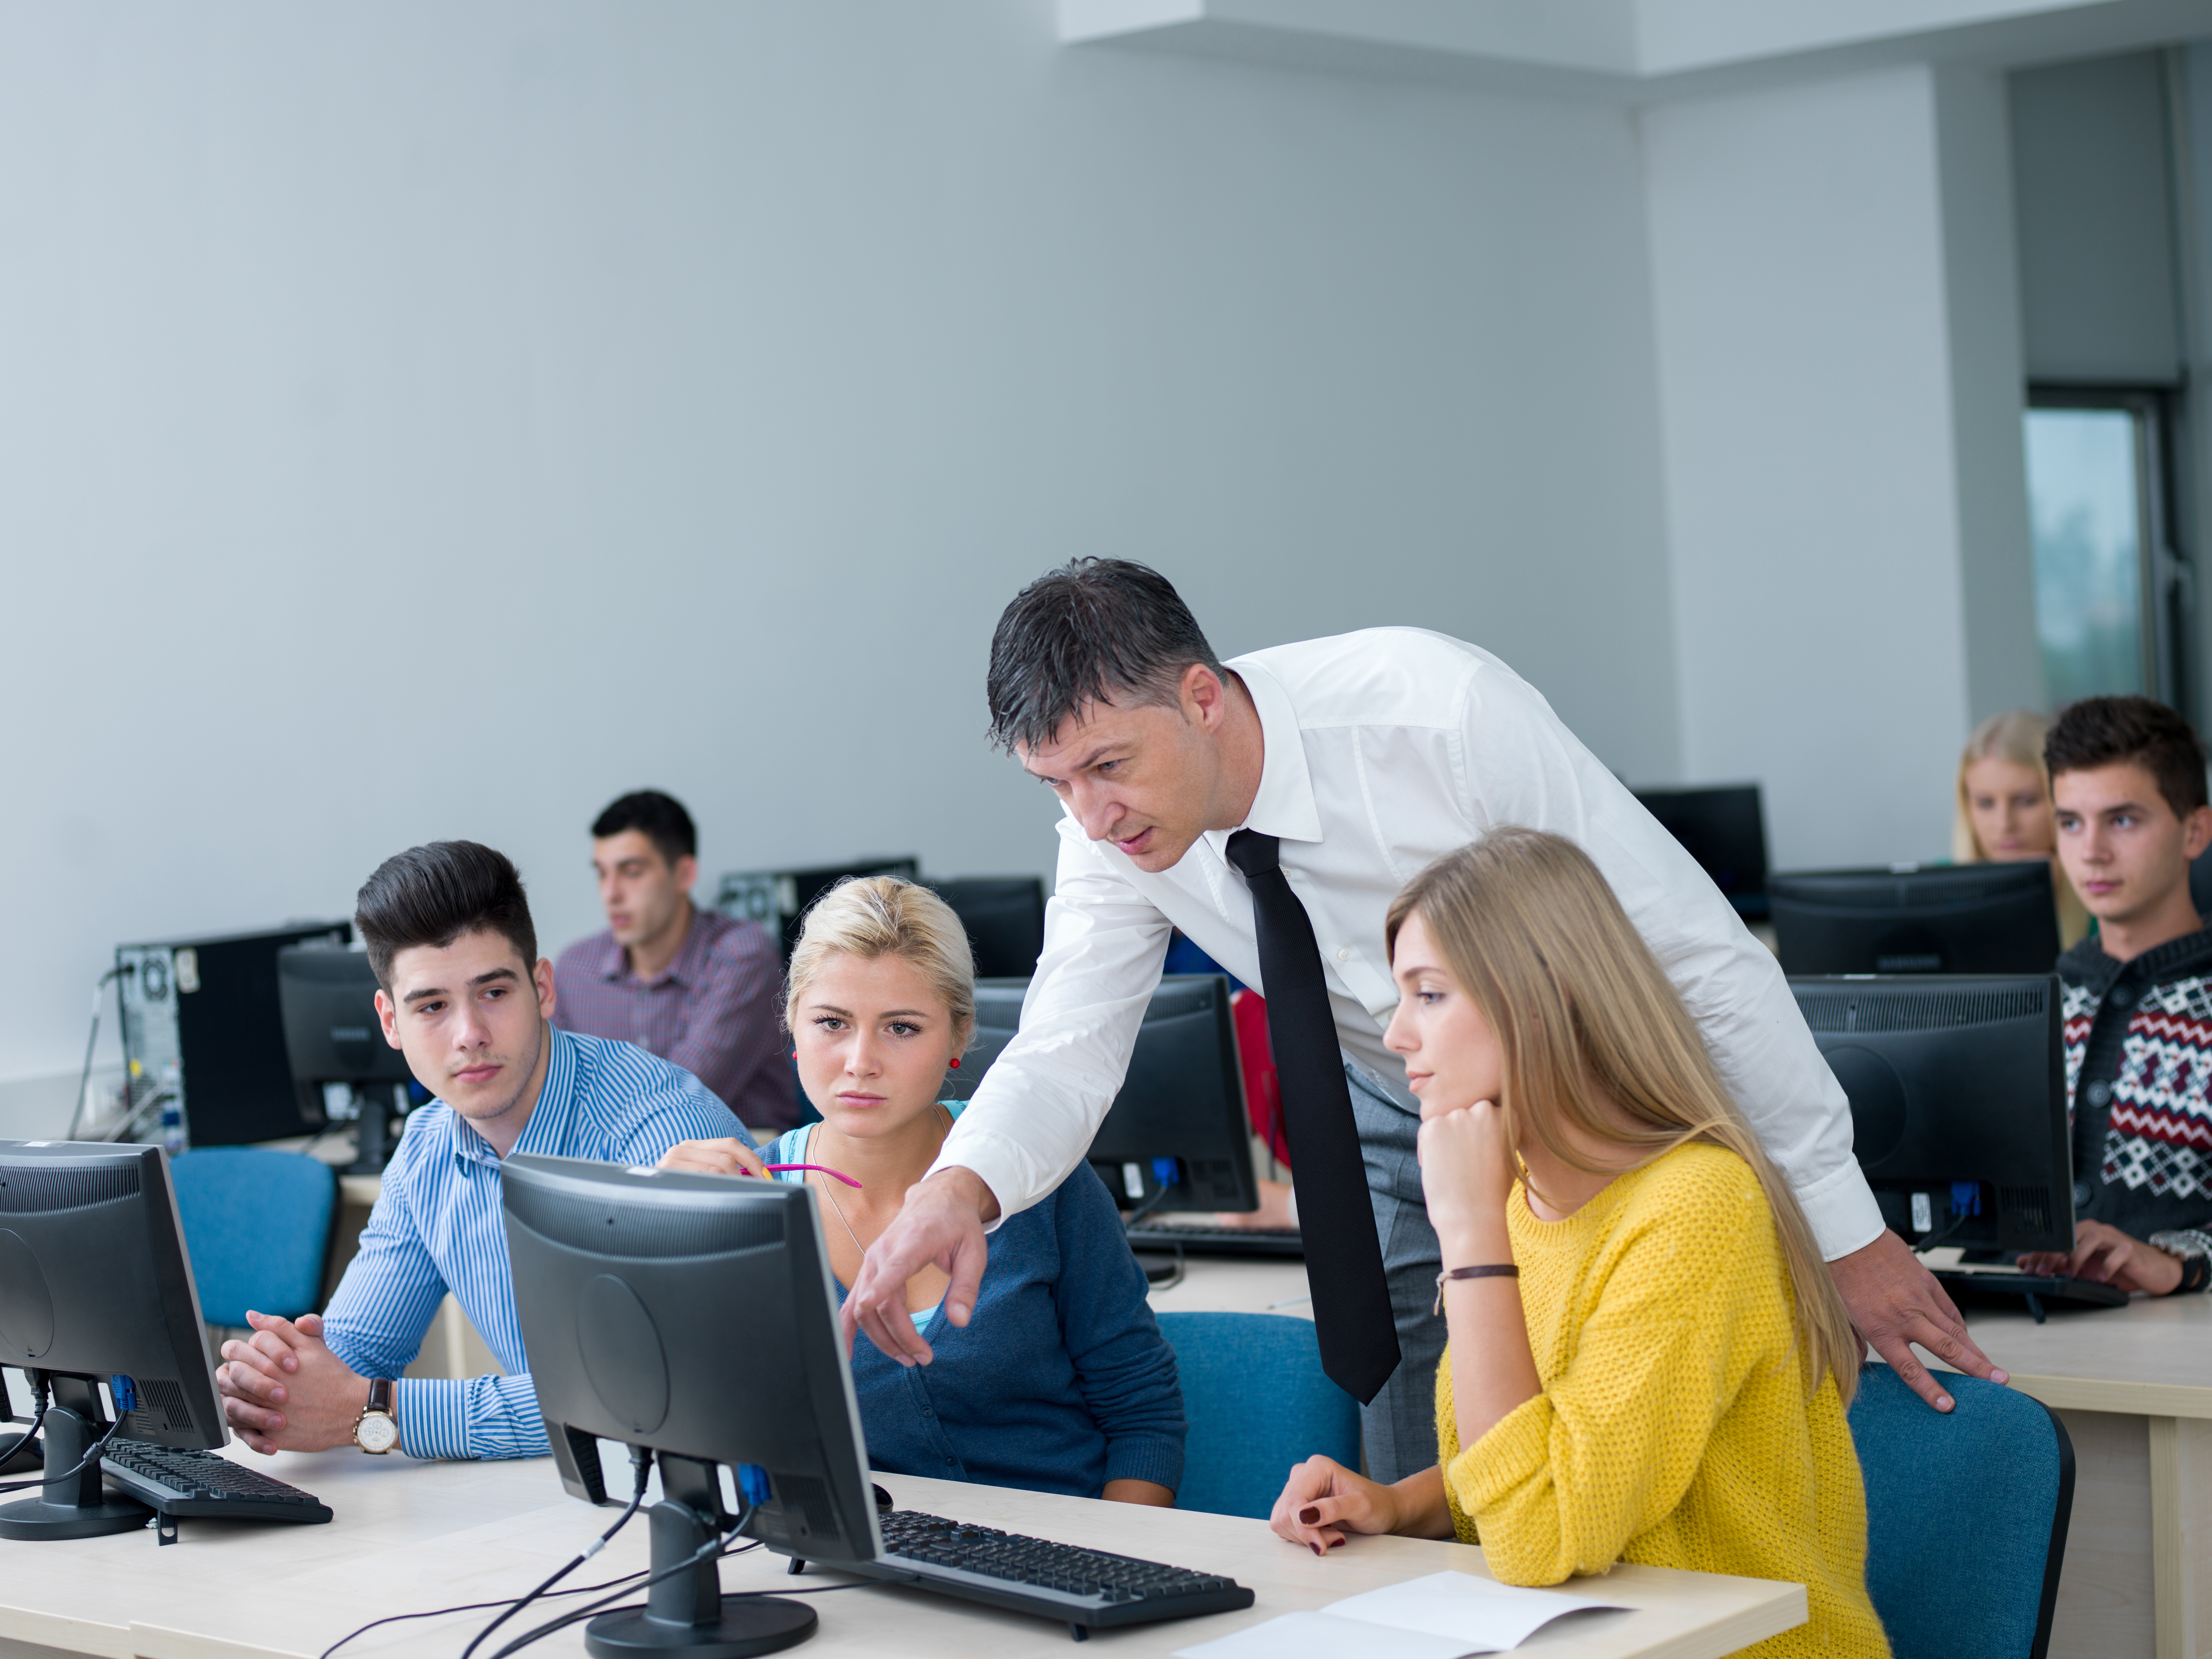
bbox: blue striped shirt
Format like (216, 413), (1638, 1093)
(320, 1027), (751, 1459)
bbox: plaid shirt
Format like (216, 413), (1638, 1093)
(551, 904), (797, 1130)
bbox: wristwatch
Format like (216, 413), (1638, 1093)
(2149, 1231), (2212, 1295)
(353, 1378), (398, 1454)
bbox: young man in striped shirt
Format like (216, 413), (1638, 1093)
(2017, 696), (2212, 1295)
(214, 840), (753, 1459)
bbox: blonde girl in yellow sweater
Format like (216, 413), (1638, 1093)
(1269, 828), (1888, 1659)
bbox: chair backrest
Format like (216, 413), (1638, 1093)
(1155, 1310), (1360, 1520)
(1847, 1363), (2075, 1659)
(169, 1148), (338, 1329)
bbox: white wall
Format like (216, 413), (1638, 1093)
(1644, 66), (1985, 869)
(0, 1), (1678, 1113)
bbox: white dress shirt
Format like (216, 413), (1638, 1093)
(933, 628), (1883, 1261)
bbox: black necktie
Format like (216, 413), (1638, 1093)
(1225, 829), (1402, 1405)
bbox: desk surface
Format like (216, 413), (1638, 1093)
(0, 1447), (1803, 1659)
(1936, 1286), (2212, 1418)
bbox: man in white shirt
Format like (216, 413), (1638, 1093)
(848, 560), (2002, 1478)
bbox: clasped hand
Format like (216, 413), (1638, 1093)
(217, 1311), (370, 1454)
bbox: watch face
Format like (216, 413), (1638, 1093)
(357, 1411), (399, 1454)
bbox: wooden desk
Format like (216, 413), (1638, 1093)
(1932, 1294), (2212, 1659)
(0, 1448), (1802, 1659)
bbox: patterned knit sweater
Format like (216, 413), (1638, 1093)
(2058, 925), (2212, 1251)
(1436, 1143), (1888, 1659)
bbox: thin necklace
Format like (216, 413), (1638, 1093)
(816, 1103), (953, 1259)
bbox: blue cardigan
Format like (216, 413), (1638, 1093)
(765, 1116), (1185, 1498)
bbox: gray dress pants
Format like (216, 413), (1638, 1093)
(1342, 1061), (1444, 1486)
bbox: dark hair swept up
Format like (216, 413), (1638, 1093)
(591, 790), (697, 867)
(355, 841), (538, 991)
(2045, 695), (2210, 819)
(984, 558), (1226, 753)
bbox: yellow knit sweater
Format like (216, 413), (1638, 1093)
(1436, 1142), (1888, 1659)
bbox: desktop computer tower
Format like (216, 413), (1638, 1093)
(116, 922), (351, 1150)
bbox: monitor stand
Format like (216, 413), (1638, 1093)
(344, 1084), (406, 1176)
(585, 1455), (815, 1658)
(0, 1376), (151, 1540)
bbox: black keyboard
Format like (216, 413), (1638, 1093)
(1125, 1222), (1304, 1258)
(862, 1510), (1253, 1634)
(1934, 1268), (2128, 1323)
(101, 1439), (333, 1525)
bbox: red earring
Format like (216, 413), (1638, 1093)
(948, 1057), (961, 1069)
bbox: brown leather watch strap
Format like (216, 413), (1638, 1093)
(366, 1377), (395, 1416)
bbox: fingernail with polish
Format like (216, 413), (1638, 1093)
(1310, 1543), (1322, 1556)
(1298, 1507), (1320, 1525)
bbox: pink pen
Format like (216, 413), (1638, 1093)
(760, 1162), (864, 1189)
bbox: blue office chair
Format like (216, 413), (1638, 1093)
(1848, 1363), (2075, 1659)
(169, 1149), (338, 1329)
(1155, 1311), (1361, 1520)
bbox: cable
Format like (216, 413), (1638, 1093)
(66, 967), (126, 1141)
(487, 1581), (875, 1659)
(0, 1413), (120, 1495)
(0, 1377), (48, 1469)
(487, 1511), (753, 1659)
(316, 1564), (660, 1659)
(459, 1445), (654, 1659)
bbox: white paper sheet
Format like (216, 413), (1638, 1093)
(1327, 1571), (1626, 1646)
(1174, 1611), (1476, 1659)
(1174, 1571), (1628, 1659)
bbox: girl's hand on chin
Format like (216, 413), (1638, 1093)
(1416, 1097), (1515, 1241)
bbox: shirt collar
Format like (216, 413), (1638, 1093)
(605, 904), (709, 988)
(446, 1024), (579, 1168)
(1204, 655), (1321, 859)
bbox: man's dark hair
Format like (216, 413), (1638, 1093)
(985, 558), (1226, 754)
(2045, 695), (2211, 819)
(591, 790), (697, 867)
(356, 841), (538, 991)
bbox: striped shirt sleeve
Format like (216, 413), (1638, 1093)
(391, 1372), (550, 1461)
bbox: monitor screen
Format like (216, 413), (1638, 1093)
(1790, 975), (2070, 1253)
(929, 878), (1047, 979)
(955, 975), (1254, 1214)
(714, 860), (921, 963)
(276, 948), (413, 1088)
(1634, 784), (1770, 919)
(1769, 862), (2060, 976)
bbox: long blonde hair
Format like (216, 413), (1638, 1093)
(784, 876), (977, 1049)
(1953, 710), (2090, 948)
(1386, 828), (1860, 1405)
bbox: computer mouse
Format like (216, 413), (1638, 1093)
(872, 1483), (895, 1514)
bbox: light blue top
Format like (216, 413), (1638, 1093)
(764, 1103), (1184, 1498)
(320, 1027), (752, 1459)
(763, 1116), (941, 1330)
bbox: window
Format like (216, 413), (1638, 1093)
(2024, 390), (2186, 708)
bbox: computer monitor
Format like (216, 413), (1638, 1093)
(1634, 784), (1771, 919)
(503, 1155), (869, 1654)
(1769, 863), (2060, 975)
(954, 975), (1256, 1215)
(117, 921), (353, 1147)
(716, 860), (921, 963)
(0, 1141), (226, 1539)
(276, 947), (415, 1173)
(929, 878), (1047, 978)
(1790, 975), (2071, 1253)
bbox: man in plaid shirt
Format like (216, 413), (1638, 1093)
(552, 790), (798, 1130)
(2018, 696), (2212, 1294)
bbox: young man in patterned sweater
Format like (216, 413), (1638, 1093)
(2018, 695), (2212, 1294)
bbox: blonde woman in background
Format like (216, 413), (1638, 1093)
(1955, 710), (2091, 949)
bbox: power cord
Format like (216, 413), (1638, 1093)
(459, 1444), (655, 1659)
(0, 1376), (48, 1468)
(487, 1577), (873, 1659)
(0, 1412), (120, 1495)
(66, 967), (128, 1141)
